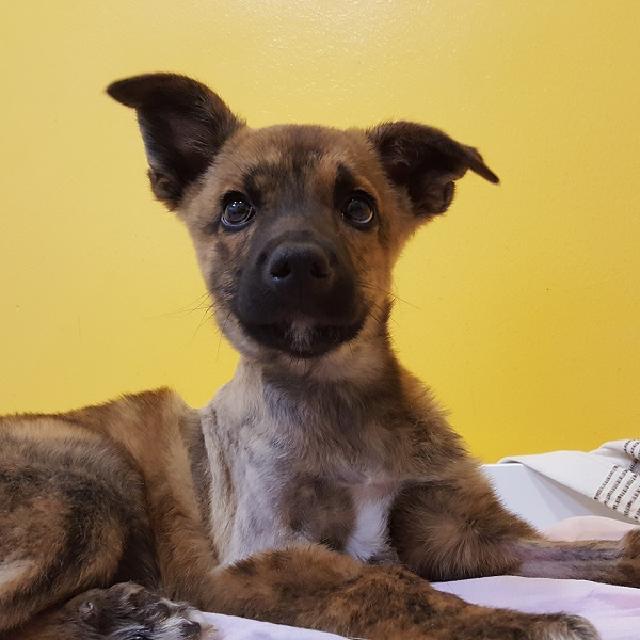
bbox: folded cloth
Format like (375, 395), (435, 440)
(544, 515), (638, 541)
(500, 439), (640, 522)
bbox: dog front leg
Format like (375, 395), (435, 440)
(207, 544), (599, 639)
(16, 549), (599, 640)
(390, 460), (640, 586)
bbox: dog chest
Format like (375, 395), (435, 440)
(205, 388), (403, 564)
(282, 477), (399, 562)
(344, 482), (398, 561)
(218, 470), (400, 564)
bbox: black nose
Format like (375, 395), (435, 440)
(266, 242), (333, 292)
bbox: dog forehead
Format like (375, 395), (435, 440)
(212, 124), (374, 194)
(233, 124), (356, 162)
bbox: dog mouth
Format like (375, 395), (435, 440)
(240, 318), (365, 358)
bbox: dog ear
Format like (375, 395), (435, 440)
(107, 73), (242, 209)
(368, 122), (498, 218)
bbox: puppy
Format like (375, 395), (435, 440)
(2, 74), (637, 640)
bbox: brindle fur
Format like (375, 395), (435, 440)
(2, 74), (638, 640)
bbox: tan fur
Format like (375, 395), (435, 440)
(67, 390), (219, 601)
(1, 73), (633, 639)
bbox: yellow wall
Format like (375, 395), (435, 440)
(1, 2), (639, 461)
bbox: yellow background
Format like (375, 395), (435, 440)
(1, 2), (639, 461)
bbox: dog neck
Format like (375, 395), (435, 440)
(244, 311), (397, 385)
(208, 322), (403, 443)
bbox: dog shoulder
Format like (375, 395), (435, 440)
(396, 369), (469, 469)
(1, 387), (201, 474)
(60, 387), (201, 462)
(64, 387), (189, 431)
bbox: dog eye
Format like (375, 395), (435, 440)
(221, 192), (256, 228)
(342, 192), (375, 228)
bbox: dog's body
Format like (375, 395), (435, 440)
(2, 74), (639, 640)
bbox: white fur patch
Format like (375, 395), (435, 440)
(0, 559), (33, 592)
(345, 484), (397, 562)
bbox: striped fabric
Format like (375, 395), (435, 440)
(593, 440), (640, 520)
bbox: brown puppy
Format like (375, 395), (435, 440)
(1, 74), (638, 640)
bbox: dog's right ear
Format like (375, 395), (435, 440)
(107, 74), (242, 209)
(368, 122), (499, 219)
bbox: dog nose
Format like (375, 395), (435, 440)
(266, 243), (333, 291)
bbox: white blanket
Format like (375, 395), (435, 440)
(501, 439), (640, 522)
(194, 613), (343, 640)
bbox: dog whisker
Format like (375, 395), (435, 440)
(356, 279), (420, 310)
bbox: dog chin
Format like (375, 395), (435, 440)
(240, 317), (365, 358)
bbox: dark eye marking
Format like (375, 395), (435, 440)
(333, 163), (357, 209)
(220, 191), (256, 230)
(334, 164), (377, 230)
(242, 170), (263, 209)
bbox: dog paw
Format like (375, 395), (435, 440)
(67, 582), (218, 639)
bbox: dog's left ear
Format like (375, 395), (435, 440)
(368, 122), (499, 218)
(107, 73), (242, 209)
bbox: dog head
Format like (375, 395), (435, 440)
(108, 74), (497, 364)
